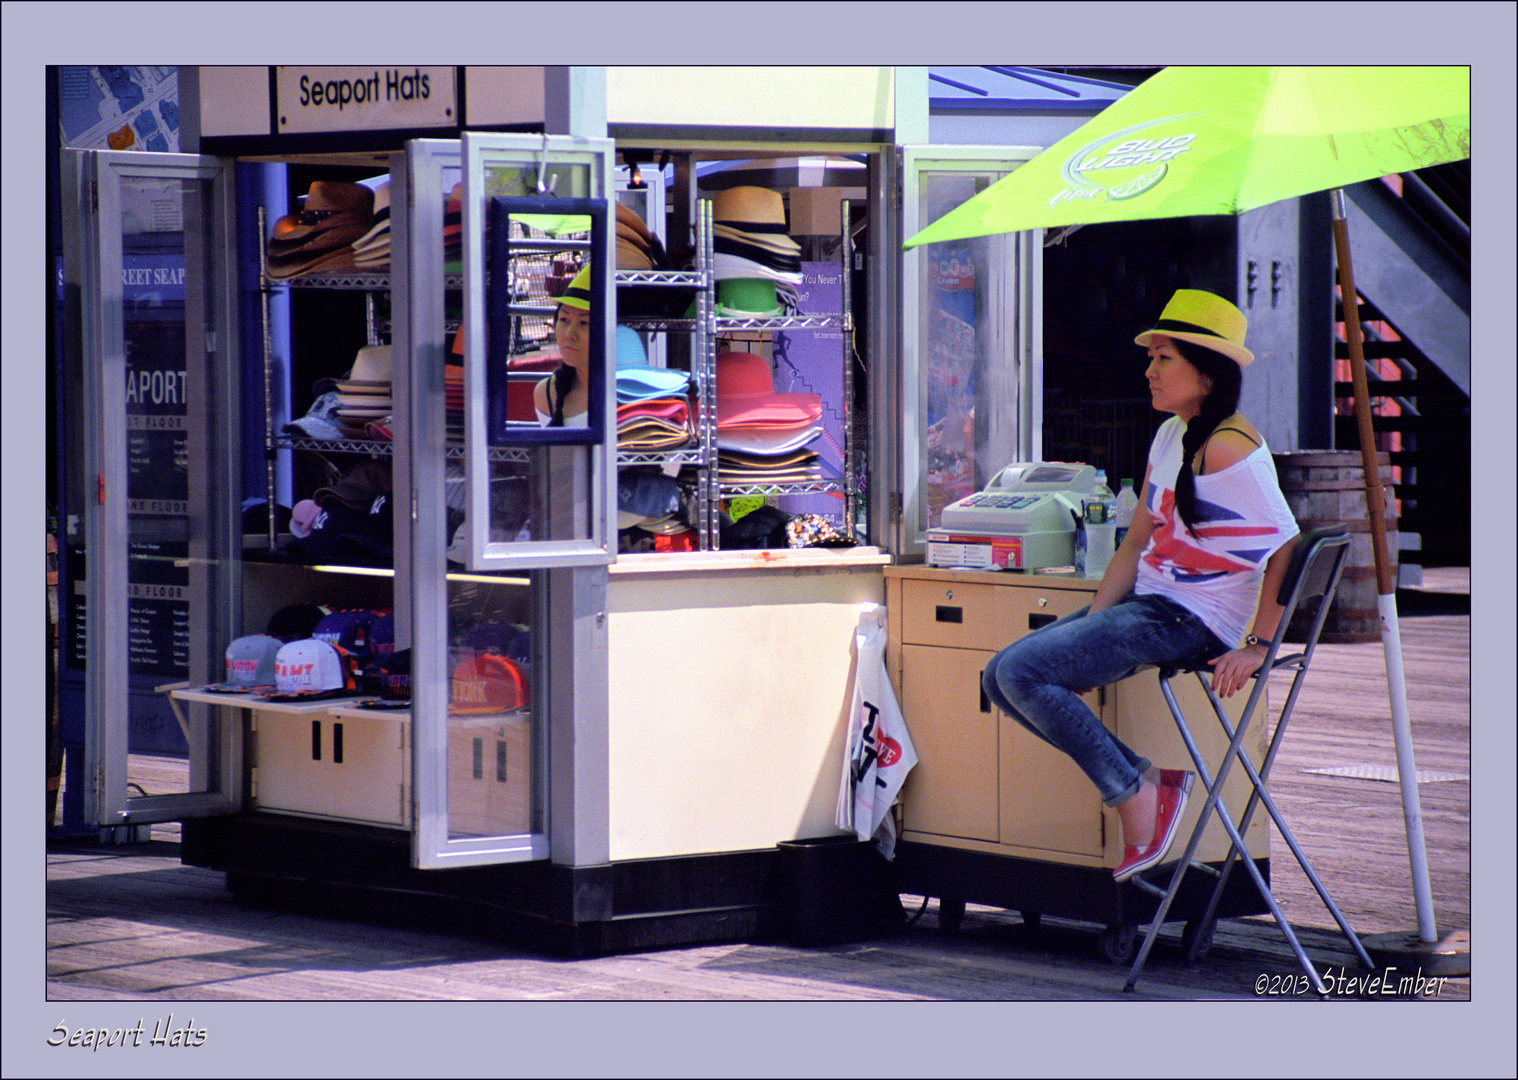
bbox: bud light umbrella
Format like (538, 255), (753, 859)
(907, 66), (1470, 953)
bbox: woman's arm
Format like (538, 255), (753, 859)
(1089, 465), (1153, 613)
(1206, 534), (1300, 697)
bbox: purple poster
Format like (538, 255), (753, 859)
(773, 262), (848, 524)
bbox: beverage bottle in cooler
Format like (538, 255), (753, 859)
(1082, 470), (1117, 577)
(1115, 478), (1139, 548)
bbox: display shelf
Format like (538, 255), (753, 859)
(271, 433), (530, 466)
(719, 479), (844, 497)
(169, 686), (366, 714)
(617, 448), (704, 468)
(715, 313), (851, 333)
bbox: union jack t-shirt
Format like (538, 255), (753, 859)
(1134, 416), (1300, 648)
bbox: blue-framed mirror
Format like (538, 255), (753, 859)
(485, 195), (608, 446)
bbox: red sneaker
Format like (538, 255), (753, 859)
(1113, 769), (1194, 882)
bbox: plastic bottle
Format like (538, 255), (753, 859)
(1115, 478), (1139, 549)
(1082, 470), (1117, 577)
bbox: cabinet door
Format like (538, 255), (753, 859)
(898, 146), (1042, 557)
(899, 645), (999, 842)
(251, 712), (331, 819)
(327, 716), (409, 827)
(998, 698), (1107, 858)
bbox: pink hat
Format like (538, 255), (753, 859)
(714, 353), (822, 430)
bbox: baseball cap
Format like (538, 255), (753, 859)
(450, 654), (528, 715)
(270, 638), (360, 700)
(203, 633), (282, 692)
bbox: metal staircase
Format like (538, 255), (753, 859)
(1335, 163), (1471, 569)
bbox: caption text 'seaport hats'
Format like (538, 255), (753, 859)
(1134, 289), (1254, 367)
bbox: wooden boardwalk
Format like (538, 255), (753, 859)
(29, 571), (1497, 1073)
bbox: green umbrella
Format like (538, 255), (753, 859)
(905, 66), (1470, 966)
(905, 66), (1469, 245)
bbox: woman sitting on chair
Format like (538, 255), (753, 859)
(983, 289), (1300, 882)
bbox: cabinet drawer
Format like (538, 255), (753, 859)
(898, 578), (1092, 652)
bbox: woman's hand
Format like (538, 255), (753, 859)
(1206, 644), (1267, 698)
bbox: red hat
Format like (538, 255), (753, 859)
(450, 654), (528, 715)
(714, 352), (822, 430)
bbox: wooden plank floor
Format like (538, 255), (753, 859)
(44, 574), (1476, 1010)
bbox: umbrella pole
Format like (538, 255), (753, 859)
(1330, 189), (1438, 943)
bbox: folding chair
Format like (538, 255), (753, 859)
(1124, 524), (1376, 994)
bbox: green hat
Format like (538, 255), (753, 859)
(556, 265), (593, 311)
(1134, 289), (1253, 367)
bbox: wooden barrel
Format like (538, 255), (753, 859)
(1273, 450), (1397, 644)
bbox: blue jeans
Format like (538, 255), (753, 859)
(982, 593), (1230, 807)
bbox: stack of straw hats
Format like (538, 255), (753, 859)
(710, 187), (802, 316)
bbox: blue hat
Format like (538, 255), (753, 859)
(616, 364), (691, 404)
(312, 609), (380, 666)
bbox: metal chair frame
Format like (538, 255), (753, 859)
(1123, 524), (1376, 994)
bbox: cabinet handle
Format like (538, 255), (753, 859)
(979, 670), (991, 714)
(310, 720), (322, 761)
(332, 722), (344, 764)
(1028, 612), (1056, 630)
(935, 605), (963, 624)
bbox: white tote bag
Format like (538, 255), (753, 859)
(836, 605), (918, 858)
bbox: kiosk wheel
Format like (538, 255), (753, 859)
(937, 895), (965, 936)
(1097, 923), (1139, 965)
(1182, 917), (1215, 963)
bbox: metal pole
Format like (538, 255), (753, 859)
(1329, 189), (1437, 942)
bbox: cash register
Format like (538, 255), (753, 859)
(927, 462), (1097, 571)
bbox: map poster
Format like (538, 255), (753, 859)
(57, 66), (179, 152)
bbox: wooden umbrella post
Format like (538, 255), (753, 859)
(1330, 189), (1437, 943)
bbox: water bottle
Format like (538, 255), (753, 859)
(1115, 478), (1139, 548)
(1082, 470), (1117, 577)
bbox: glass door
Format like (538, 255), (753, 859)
(399, 134), (615, 870)
(64, 149), (241, 832)
(899, 146), (1042, 557)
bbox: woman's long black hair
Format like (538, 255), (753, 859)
(1171, 337), (1243, 535)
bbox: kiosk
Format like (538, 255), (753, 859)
(54, 66), (1268, 956)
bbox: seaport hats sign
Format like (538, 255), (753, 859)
(275, 67), (458, 134)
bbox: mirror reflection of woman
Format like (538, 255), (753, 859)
(534, 265), (593, 427)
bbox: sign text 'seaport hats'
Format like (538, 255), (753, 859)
(450, 654), (529, 715)
(272, 638), (359, 699)
(1134, 289), (1254, 367)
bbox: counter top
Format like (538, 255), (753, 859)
(885, 563), (1103, 589)
(610, 545), (890, 577)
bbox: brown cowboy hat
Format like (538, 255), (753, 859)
(268, 181), (375, 254)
